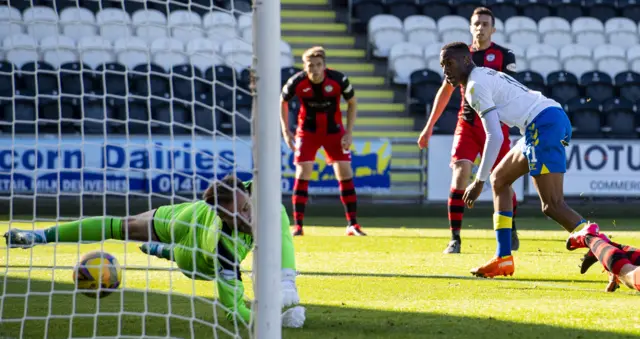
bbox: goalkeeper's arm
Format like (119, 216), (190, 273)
(217, 269), (252, 324)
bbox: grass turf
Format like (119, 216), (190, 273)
(1, 216), (639, 339)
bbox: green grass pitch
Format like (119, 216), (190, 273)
(1, 216), (640, 339)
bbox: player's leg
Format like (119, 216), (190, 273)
(280, 205), (300, 307)
(499, 124), (520, 251)
(325, 133), (365, 236)
(4, 209), (162, 248)
(444, 121), (480, 253)
(291, 134), (321, 236)
(470, 145), (529, 278)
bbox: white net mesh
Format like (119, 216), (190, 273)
(0, 0), (281, 338)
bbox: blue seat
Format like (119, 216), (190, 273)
(130, 63), (169, 98)
(584, 0), (618, 22)
(20, 61), (58, 96)
(547, 71), (579, 105)
(351, 0), (386, 32)
(417, 0), (453, 20)
(0, 62), (16, 99)
(2, 95), (36, 134)
(565, 97), (603, 138)
(386, 0), (420, 20)
(581, 71), (614, 103)
(172, 64), (204, 102)
(602, 97), (636, 138)
(550, 0), (584, 22)
(516, 71), (546, 94)
(452, 0), (484, 19)
(409, 69), (442, 104)
(152, 98), (192, 135)
(617, 0), (640, 21)
(485, 0), (518, 21)
(615, 71), (640, 103)
(60, 62), (94, 95)
(95, 62), (128, 97)
(518, 0), (552, 21)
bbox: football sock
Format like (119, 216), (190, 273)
(632, 269), (640, 291)
(339, 179), (358, 226)
(585, 234), (631, 275)
(44, 217), (123, 243)
(573, 219), (587, 233)
(494, 211), (513, 258)
(448, 188), (464, 241)
(292, 178), (309, 228)
(511, 192), (518, 232)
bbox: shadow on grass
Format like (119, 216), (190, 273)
(0, 276), (637, 339)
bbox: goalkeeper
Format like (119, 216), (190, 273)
(4, 175), (304, 328)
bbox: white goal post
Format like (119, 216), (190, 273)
(0, 0), (282, 338)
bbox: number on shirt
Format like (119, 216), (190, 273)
(499, 72), (530, 92)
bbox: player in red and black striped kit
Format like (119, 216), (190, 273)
(417, 7), (520, 254)
(280, 46), (366, 237)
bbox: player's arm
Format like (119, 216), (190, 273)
(340, 73), (357, 134)
(418, 80), (455, 148)
(280, 77), (297, 149)
(502, 49), (517, 77)
(217, 267), (252, 324)
(470, 83), (504, 183)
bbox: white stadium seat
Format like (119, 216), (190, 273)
(505, 16), (539, 46)
(280, 40), (294, 68)
(507, 44), (526, 61)
(96, 8), (132, 43)
(572, 17), (605, 48)
(437, 15), (468, 33)
(538, 17), (572, 48)
(424, 42), (443, 65)
(203, 11), (238, 45)
(492, 31), (506, 45)
(4, 34), (39, 68)
(427, 58), (443, 74)
(168, 10), (204, 43)
(403, 15), (438, 46)
(23, 6), (59, 42)
(368, 14), (404, 58)
(441, 30), (471, 44)
(114, 37), (149, 69)
(40, 35), (78, 67)
(187, 37), (223, 72)
(0, 6), (22, 41)
(132, 9), (168, 43)
(59, 7), (96, 42)
(627, 45), (640, 64)
(559, 44), (592, 63)
(220, 38), (252, 72)
(77, 36), (114, 69)
(150, 37), (187, 71)
(526, 44), (560, 78)
(605, 17), (638, 48)
(593, 44), (628, 78)
(388, 42), (425, 84)
(494, 18), (504, 32)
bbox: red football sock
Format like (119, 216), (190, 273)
(448, 188), (464, 239)
(586, 234), (632, 275)
(292, 178), (309, 227)
(339, 179), (358, 226)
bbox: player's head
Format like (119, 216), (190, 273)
(440, 42), (475, 87)
(302, 46), (326, 83)
(203, 175), (252, 234)
(469, 7), (496, 47)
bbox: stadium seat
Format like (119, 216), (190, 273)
(190, 0), (217, 15)
(77, 36), (114, 69)
(3, 96), (37, 134)
(59, 61), (95, 95)
(59, 7), (97, 42)
(118, 0), (148, 15)
(368, 14), (404, 58)
(546, 71), (580, 104)
(121, 97), (151, 134)
(151, 37), (188, 72)
(280, 40), (294, 68)
(79, 91), (115, 134)
(281, 67), (301, 87)
(131, 9), (168, 43)
(416, 0), (452, 20)
(408, 68), (442, 104)
(615, 71), (640, 102)
(584, 0), (617, 23)
(233, 92), (253, 135)
(352, 0), (386, 32)
(491, 31), (507, 45)
(0, 61), (15, 98)
(550, 0), (584, 22)
(485, 0), (518, 21)
(38, 96), (77, 134)
(130, 63), (169, 97)
(168, 10), (204, 43)
(82, 0), (117, 14)
(153, 98), (192, 135)
(572, 17), (606, 48)
(581, 71), (614, 103)
(20, 61), (58, 96)
(4, 34), (39, 69)
(403, 15), (438, 47)
(205, 65), (234, 100)
(559, 44), (595, 78)
(237, 13), (252, 41)
(389, 42), (426, 85)
(515, 70), (546, 93)
(565, 97), (603, 137)
(114, 37), (150, 70)
(525, 44), (560, 78)
(95, 62), (127, 96)
(434, 100), (459, 134)
(537, 17), (572, 49)
(593, 44), (628, 78)
(602, 97), (636, 138)
(518, 0), (552, 22)
(505, 16), (539, 46)
(23, 6), (59, 42)
(386, 0), (419, 20)
(508, 44), (526, 61)
(238, 67), (251, 91)
(451, 0), (483, 19)
(629, 45), (640, 73)
(604, 17), (638, 48)
(187, 37), (224, 73)
(0, 6), (23, 42)
(220, 38), (252, 73)
(96, 8), (132, 43)
(193, 91), (218, 134)
(172, 64), (204, 101)
(617, 0), (640, 22)
(223, 0), (252, 14)
(40, 35), (78, 68)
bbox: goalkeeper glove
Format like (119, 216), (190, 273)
(282, 306), (305, 328)
(140, 242), (173, 261)
(282, 268), (300, 308)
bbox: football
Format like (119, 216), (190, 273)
(73, 251), (122, 298)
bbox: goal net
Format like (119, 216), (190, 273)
(0, 0), (282, 338)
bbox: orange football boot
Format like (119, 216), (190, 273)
(471, 255), (515, 278)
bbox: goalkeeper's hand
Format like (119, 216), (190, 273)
(281, 269), (300, 308)
(282, 306), (305, 328)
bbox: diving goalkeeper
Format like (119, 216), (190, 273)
(4, 175), (304, 328)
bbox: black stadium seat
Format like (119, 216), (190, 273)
(409, 69), (442, 104)
(2, 95), (37, 134)
(153, 98), (192, 135)
(38, 96), (77, 134)
(518, 0), (552, 22)
(352, 0), (386, 32)
(565, 97), (603, 138)
(130, 63), (169, 98)
(281, 67), (301, 87)
(615, 71), (640, 103)
(20, 61), (58, 96)
(547, 71), (580, 104)
(386, 0), (419, 20)
(193, 91), (217, 134)
(452, 0), (484, 19)
(550, 0), (584, 22)
(434, 100), (459, 135)
(515, 71), (546, 93)
(0, 62), (15, 99)
(417, 0), (453, 20)
(120, 97), (150, 134)
(618, 0), (640, 21)
(239, 67), (251, 91)
(223, 0), (252, 14)
(59, 62), (94, 95)
(581, 71), (614, 103)
(95, 62), (127, 97)
(485, 0), (518, 21)
(233, 91), (253, 135)
(585, 0), (618, 22)
(602, 97), (636, 138)
(172, 64), (204, 102)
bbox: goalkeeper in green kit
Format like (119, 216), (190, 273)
(4, 175), (305, 328)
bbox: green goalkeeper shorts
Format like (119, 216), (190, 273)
(152, 201), (218, 280)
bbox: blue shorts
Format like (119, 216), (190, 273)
(519, 106), (572, 176)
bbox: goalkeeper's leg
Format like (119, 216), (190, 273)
(4, 210), (160, 248)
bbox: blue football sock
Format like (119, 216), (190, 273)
(494, 211), (513, 258)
